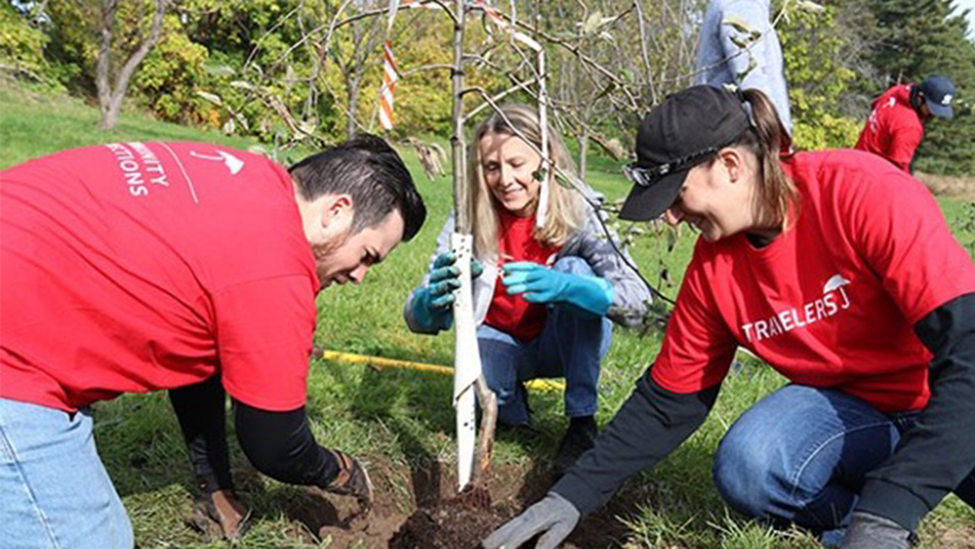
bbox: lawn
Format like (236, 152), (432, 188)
(2, 80), (973, 548)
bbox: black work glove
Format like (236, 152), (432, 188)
(482, 492), (580, 549)
(839, 511), (915, 549)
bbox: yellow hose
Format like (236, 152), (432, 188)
(321, 350), (565, 392)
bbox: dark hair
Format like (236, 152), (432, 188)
(909, 84), (924, 113)
(723, 88), (798, 228)
(289, 134), (426, 241)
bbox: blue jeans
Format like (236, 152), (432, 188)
(0, 399), (134, 549)
(478, 257), (613, 426)
(712, 385), (975, 543)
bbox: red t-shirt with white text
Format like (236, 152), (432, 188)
(1, 142), (318, 412)
(651, 150), (975, 412)
(854, 84), (924, 172)
(484, 211), (561, 342)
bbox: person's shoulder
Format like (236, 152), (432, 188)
(148, 142), (286, 170)
(793, 150), (931, 213)
(720, 0), (771, 17)
(794, 149), (900, 185)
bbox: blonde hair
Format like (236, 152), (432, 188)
(468, 104), (586, 258)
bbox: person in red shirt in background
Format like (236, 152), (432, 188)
(485, 85), (975, 549)
(0, 135), (427, 549)
(404, 105), (651, 474)
(854, 75), (955, 173)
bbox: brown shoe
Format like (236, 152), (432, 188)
(190, 489), (250, 542)
(324, 449), (374, 509)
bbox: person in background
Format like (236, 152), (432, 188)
(855, 75), (955, 173)
(696, 0), (793, 134)
(484, 85), (975, 549)
(0, 135), (427, 548)
(404, 104), (650, 474)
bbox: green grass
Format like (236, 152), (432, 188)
(0, 82), (256, 168)
(2, 81), (973, 548)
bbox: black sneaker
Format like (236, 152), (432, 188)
(554, 416), (597, 475)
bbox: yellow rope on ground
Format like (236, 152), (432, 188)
(321, 350), (566, 392)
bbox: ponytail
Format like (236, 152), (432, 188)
(732, 88), (798, 228)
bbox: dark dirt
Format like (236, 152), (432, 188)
(282, 452), (645, 549)
(388, 485), (511, 549)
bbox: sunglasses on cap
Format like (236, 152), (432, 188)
(622, 146), (719, 188)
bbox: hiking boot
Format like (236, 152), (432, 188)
(324, 449), (374, 510)
(188, 488), (250, 542)
(554, 416), (597, 475)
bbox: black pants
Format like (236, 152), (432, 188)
(169, 375), (234, 493)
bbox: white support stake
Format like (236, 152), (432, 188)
(535, 49), (550, 229)
(451, 232), (481, 490)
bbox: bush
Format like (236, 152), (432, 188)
(133, 15), (210, 124)
(0, 3), (57, 86)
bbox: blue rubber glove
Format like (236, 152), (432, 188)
(501, 261), (613, 317)
(411, 252), (483, 332)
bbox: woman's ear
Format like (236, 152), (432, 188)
(718, 148), (746, 184)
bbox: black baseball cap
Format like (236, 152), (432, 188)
(619, 85), (752, 222)
(919, 75), (955, 119)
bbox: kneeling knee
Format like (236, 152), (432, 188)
(713, 438), (776, 519)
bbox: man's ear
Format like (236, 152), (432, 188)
(321, 194), (354, 229)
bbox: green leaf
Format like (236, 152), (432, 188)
(195, 90), (223, 106)
(582, 11), (603, 36)
(203, 63), (236, 77)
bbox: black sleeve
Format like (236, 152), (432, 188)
(169, 375), (233, 492)
(552, 367), (721, 516)
(233, 399), (340, 488)
(858, 292), (975, 531)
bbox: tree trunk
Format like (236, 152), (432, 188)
(578, 128), (589, 181)
(346, 73), (360, 139)
(96, 0), (168, 130)
(95, 0), (116, 129)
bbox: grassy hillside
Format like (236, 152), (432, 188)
(1, 81), (973, 548)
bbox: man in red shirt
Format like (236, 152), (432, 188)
(854, 75), (955, 173)
(0, 135), (426, 549)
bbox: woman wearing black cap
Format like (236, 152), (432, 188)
(483, 85), (975, 549)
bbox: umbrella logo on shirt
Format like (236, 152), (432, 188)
(823, 274), (852, 309)
(189, 150), (244, 176)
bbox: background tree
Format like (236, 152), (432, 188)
(9, 0), (973, 175)
(776, 1), (862, 150)
(95, 0), (169, 129)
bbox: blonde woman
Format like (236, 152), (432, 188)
(404, 104), (650, 472)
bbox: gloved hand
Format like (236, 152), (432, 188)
(482, 491), (580, 549)
(501, 261), (613, 317)
(411, 252), (483, 331)
(839, 511), (915, 549)
(324, 449), (374, 510)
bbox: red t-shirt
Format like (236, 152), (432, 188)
(1, 142), (318, 412)
(484, 211), (561, 342)
(854, 84), (924, 172)
(651, 150), (975, 413)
